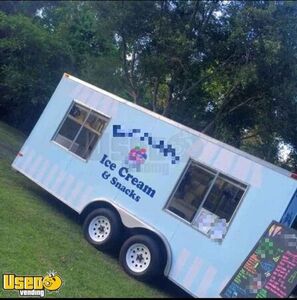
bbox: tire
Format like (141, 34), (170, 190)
(83, 208), (123, 251)
(119, 234), (163, 282)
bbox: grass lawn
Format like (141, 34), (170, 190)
(0, 121), (189, 298)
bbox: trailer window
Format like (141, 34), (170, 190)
(165, 160), (247, 239)
(53, 102), (109, 159)
(292, 215), (297, 230)
(166, 163), (215, 222)
(201, 175), (246, 222)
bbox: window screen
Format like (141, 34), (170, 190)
(166, 160), (247, 239)
(53, 102), (109, 159)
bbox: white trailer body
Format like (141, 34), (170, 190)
(12, 74), (297, 297)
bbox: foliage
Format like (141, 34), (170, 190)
(0, 10), (73, 130)
(0, 0), (297, 170)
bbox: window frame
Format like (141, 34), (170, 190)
(292, 215), (297, 230)
(164, 158), (249, 240)
(51, 99), (110, 161)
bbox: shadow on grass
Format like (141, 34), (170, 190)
(28, 183), (81, 224)
(103, 249), (192, 298)
(148, 277), (192, 298)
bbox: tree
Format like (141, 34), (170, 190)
(0, 0), (297, 170)
(0, 11), (74, 131)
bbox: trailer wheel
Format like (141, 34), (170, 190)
(119, 234), (163, 281)
(83, 208), (123, 251)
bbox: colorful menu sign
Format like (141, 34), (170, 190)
(220, 221), (297, 298)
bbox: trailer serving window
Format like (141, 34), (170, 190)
(52, 101), (109, 160)
(165, 160), (247, 240)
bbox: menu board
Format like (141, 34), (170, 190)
(220, 221), (297, 298)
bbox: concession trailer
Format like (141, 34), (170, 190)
(12, 73), (297, 297)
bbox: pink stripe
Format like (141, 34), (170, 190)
(199, 143), (219, 164)
(43, 164), (59, 187)
(183, 257), (203, 289)
(76, 186), (94, 210)
(59, 175), (75, 198)
(71, 85), (83, 99)
(109, 100), (119, 117)
(20, 149), (36, 172)
(70, 181), (85, 205)
(85, 91), (99, 108)
(170, 248), (190, 278)
(231, 156), (252, 181)
(186, 139), (204, 157)
(36, 160), (50, 183)
(12, 146), (28, 169)
(196, 266), (217, 297)
(99, 95), (113, 113)
(249, 164), (263, 187)
(29, 155), (43, 178)
(51, 170), (67, 191)
(78, 88), (93, 106)
(213, 149), (235, 173)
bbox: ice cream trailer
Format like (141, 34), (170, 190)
(12, 73), (297, 297)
